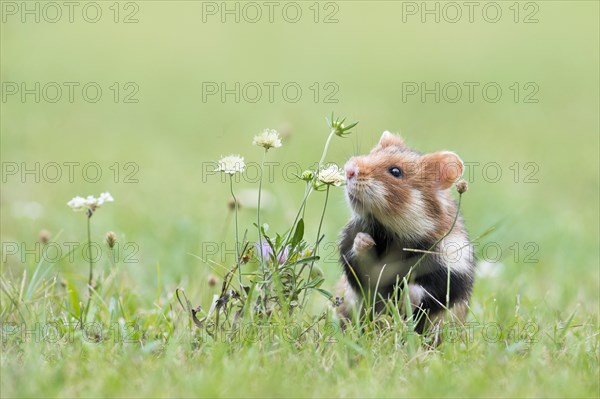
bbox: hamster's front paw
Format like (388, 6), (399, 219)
(353, 232), (376, 254)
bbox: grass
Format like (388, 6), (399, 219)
(1, 1), (599, 398)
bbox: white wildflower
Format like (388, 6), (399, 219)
(252, 129), (282, 150)
(217, 155), (245, 175)
(67, 196), (87, 211)
(318, 165), (345, 186)
(67, 192), (114, 212)
(98, 192), (114, 205)
(84, 195), (97, 207)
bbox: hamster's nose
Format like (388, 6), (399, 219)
(345, 163), (357, 180)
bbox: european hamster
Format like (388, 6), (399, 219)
(337, 131), (474, 333)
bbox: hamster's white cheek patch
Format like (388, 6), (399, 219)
(377, 189), (436, 240)
(364, 178), (388, 209)
(400, 190), (437, 236)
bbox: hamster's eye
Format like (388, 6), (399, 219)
(389, 167), (403, 178)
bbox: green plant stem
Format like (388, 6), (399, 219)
(275, 128), (337, 311)
(84, 213), (93, 318)
(444, 195), (463, 315)
(299, 184), (330, 309)
(314, 184), (330, 258)
(257, 150), (266, 279)
(230, 176), (242, 289)
(297, 129), (335, 277)
(301, 181), (309, 220)
(318, 129), (335, 167)
(282, 182), (310, 251)
(278, 129), (335, 259)
(273, 181), (311, 276)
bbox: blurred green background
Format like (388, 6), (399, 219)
(2, 2), (599, 398)
(2, 0), (598, 330)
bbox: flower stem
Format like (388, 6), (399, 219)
(257, 150), (266, 277)
(314, 184), (330, 258)
(318, 130), (335, 167)
(300, 184), (330, 309)
(279, 129), (335, 257)
(445, 194), (462, 311)
(230, 175), (242, 289)
(301, 181), (309, 220)
(84, 211), (93, 318)
(277, 181), (310, 263)
(404, 193), (463, 314)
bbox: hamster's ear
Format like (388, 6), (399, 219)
(373, 131), (405, 151)
(422, 151), (464, 189)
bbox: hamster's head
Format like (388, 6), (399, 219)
(344, 131), (464, 238)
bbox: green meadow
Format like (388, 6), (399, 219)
(1, 1), (598, 397)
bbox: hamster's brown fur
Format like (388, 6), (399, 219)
(337, 131), (474, 334)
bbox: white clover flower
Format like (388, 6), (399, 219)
(67, 192), (114, 212)
(217, 155), (245, 175)
(252, 129), (282, 150)
(318, 165), (345, 186)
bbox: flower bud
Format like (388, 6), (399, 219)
(106, 231), (117, 249)
(227, 197), (241, 210)
(207, 274), (219, 287)
(456, 179), (468, 194)
(301, 170), (315, 182)
(39, 229), (50, 244)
